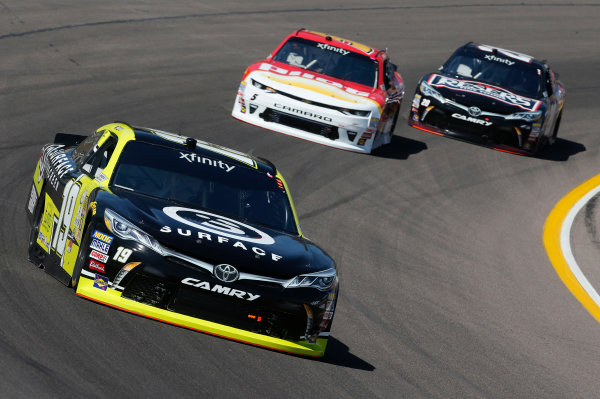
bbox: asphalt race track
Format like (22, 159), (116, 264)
(2, 1), (600, 397)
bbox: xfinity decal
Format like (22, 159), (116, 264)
(451, 113), (492, 126)
(274, 104), (333, 122)
(162, 206), (275, 245)
(427, 74), (541, 111)
(316, 43), (349, 55)
(150, 128), (257, 168)
(258, 63), (370, 97)
(484, 54), (515, 66)
(179, 152), (235, 172)
(477, 44), (533, 63)
(181, 278), (260, 301)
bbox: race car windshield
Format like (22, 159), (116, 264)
(111, 141), (298, 235)
(441, 48), (543, 98)
(272, 36), (378, 88)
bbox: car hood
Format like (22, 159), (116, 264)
(98, 190), (333, 280)
(424, 73), (543, 114)
(246, 61), (385, 109)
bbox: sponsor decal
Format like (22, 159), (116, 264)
(412, 93), (422, 110)
(163, 206), (275, 245)
(90, 249), (109, 263)
(92, 230), (114, 245)
(273, 103), (333, 122)
(258, 63), (370, 97)
(275, 178), (286, 193)
(181, 278), (260, 301)
(161, 206), (282, 261)
(90, 238), (111, 254)
(39, 145), (77, 191)
(74, 190), (88, 243)
(28, 185), (38, 214)
(484, 54), (515, 66)
(89, 259), (106, 273)
(38, 231), (50, 250)
(357, 138), (366, 146)
(90, 201), (97, 216)
(95, 172), (108, 183)
(316, 43), (349, 55)
(178, 152), (236, 173)
(427, 74), (541, 111)
(451, 113), (492, 126)
(93, 274), (109, 291)
(477, 44), (533, 63)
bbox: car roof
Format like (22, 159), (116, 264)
(460, 42), (546, 69)
(123, 124), (277, 175)
(293, 28), (382, 59)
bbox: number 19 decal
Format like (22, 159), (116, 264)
(51, 179), (81, 258)
(113, 247), (132, 263)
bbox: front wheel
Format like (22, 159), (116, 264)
(390, 107), (400, 134)
(549, 113), (562, 146)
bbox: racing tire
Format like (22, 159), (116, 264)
(27, 187), (47, 267)
(532, 135), (548, 156)
(549, 113), (562, 146)
(390, 107), (400, 134)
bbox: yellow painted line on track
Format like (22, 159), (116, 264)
(544, 173), (600, 322)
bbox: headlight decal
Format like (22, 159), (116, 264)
(286, 268), (337, 291)
(104, 208), (165, 255)
(505, 110), (542, 122)
(420, 81), (446, 104)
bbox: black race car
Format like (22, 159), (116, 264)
(25, 122), (338, 357)
(408, 42), (565, 155)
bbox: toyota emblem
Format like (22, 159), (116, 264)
(468, 106), (482, 117)
(214, 264), (239, 283)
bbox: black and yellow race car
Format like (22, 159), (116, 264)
(25, 122), (338, 357)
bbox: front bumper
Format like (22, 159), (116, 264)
(408, 92), (542, 155)
(76, 275), (330, 357)
(232, 80), (383, 154)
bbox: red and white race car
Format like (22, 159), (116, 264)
(232, 29), (404, 154)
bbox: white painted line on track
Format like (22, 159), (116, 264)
(560, 185), (600, 307)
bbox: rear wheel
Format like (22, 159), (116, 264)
(27, 188), (47, 267)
